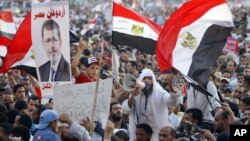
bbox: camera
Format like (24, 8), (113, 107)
(177, 122), (201, 141)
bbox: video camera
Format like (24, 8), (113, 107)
(176, 122), (201, 141)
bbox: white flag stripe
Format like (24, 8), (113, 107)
(0, 46), (7, 56)
(172, 3), (233, 75)
(173, 23), (212, 75)
(200, 4), (234, 27)
(113, 16), (158, 40)
(0, 20), (16, 34)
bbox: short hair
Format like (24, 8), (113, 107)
(0, 123), (12, 135)
(18, 113), (33, 129)
(115, 130), (129, 141)
(0, 103), (7, 114)
(139, 59), (147, 65)
(244, 76), (250, 84)
(185, 108), (203, 125)
(228, 102), (239, 117)
(28, 95), (39, 102)
(136, 123), (153, 135)
(110, 102), (121, 112)
(241, 96), (250, 106)
(216, 132), (229, 141)
(41, 19), (61, 39)
(13, 84), (25, 93)
(11, 126), (30, 141)
(129, 60), (137, 68)
(6, 109), (19, 125)
(14, 100), (28, 111)
(0, 112), (8, 123)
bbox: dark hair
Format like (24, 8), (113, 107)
(216, 132), (229, 141)
(13, 84), (25, 93)
(28, 95), (39, 102)
(11, 126), (31, 141)
(41, 19), (61, 39)
(115, 130), (129, 141)
(241, 96), (250, 106)
(136, 123), (153, 135)
(139, 59), (147, 65)
(18, 113), (33, 129)
(0, 112), (8, 123)
(6, 109), (19, 125)
(220, 110), (229, 120)
(129, 60), (137, 68)
(110, 102), (121, 112)
(185, 108), (203, 125)
(0, 123), (12, 135)
(244, 76), (250, 84)
(14, 100), (28, 111)
(228, 102), (239, 117)
(0, 103), (7, 114)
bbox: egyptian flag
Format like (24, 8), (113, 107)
(156, 0), (234, 84)
(0, 11), (16, 57)
(112, 2), (161, 54)
(80, 19), (97, 36)
(1, 11), (35, 77)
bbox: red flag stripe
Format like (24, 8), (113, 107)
(113, 2), (161, 34)
(156, 0), (226, 73)
(34, 86), (42, 100)
(0, 36), (12, 46)
(2, 11), (31, 72)
(0, 11), (13, 23)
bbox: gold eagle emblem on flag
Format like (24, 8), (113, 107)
(181, 32), (198, 49)
(131, 24), (144, 35)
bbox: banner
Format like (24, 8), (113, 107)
(32, 1), (72, 98)
(53, 78), (113, 126)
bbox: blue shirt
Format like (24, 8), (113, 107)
(33, 128), (60, 141)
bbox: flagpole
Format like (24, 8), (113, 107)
(172, 68), (222, 104)
(89, 37), (104, 134)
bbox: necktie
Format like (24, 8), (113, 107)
(51, 68), (55, 81)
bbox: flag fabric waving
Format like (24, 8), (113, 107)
(112, 2), (161, 54)
(1, 11), (32, 73)
(156, 0), (234, 83)
(0, 11), (16, 57)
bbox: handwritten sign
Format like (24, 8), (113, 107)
(53, 78), (113, 126)
(223, 36), (238, 54)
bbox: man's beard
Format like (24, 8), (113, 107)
(142, 84), (153, 95)
(111, 114), (122, 121)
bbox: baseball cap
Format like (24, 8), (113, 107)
(84, 56), (99, 67)
(38, 109), (59, 129)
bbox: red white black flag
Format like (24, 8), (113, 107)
(156, 0), (234, 83)
(0, 11), (16, 57)
(112, 2), (161, 54)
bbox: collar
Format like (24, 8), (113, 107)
(50, 54), (62, 72)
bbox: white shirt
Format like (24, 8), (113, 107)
(187, 81), (221, 122)
(49, 54), (61, 81)
(139, 93), (158, 133)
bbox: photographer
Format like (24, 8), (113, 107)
(187, 80), (221, 133)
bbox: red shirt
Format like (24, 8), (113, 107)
(75, 73), (96, 84)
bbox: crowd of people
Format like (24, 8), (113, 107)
(1, 0), (250, 141)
